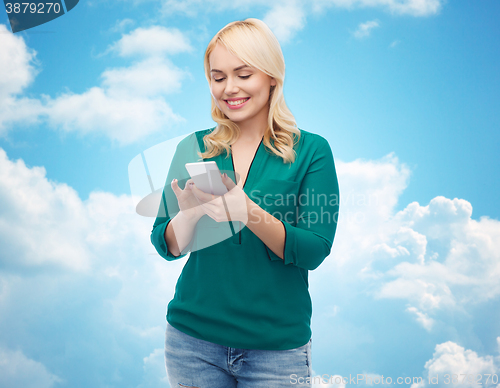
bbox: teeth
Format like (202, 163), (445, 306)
(227, 98), (249, 106)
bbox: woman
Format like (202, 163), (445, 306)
(151, 18), (340, 388)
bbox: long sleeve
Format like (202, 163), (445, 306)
(266, 137), (340, 270)
(150, 134), (200, 260)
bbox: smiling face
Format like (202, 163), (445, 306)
(209, 43), (276, 132)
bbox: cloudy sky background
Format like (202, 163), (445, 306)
(0, 0), (499, 387)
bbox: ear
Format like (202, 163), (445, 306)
(271, 77), (277, 87)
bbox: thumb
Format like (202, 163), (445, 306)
(171, 179), (181, 196)
(221, 173), (236, 190)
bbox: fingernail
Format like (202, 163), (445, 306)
(189, 182), (194, 186)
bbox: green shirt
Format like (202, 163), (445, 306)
(150, 127), (340, 350)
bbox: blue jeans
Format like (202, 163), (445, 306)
(164, 322), (312, 387)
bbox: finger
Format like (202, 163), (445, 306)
(184, 179), (194, 191)
(171, 179), (181, 196)
(221, 173), (237, 191)
(191, 184), (216, 202)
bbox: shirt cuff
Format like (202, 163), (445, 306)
(266, 220), (294, 265)
(151, 219), (188, 260)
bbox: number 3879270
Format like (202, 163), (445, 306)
(5, 3), (62, 14)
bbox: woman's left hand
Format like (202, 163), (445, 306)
(190, 173), (249, 224)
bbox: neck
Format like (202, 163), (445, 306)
(236, 132), (265, 144)
(235, 109), (269, 143)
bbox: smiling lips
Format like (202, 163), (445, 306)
(224, 97), (250, 109)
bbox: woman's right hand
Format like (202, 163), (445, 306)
(171, 178), (206, 221)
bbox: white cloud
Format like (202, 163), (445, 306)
(411, 341), (499, 388)
(159, 0), (444, 18)
(324, 152), (410, 271)
(44, 26), (192, 144)
(160, 0), (308, 43)
(312, 0), (443, 17)
(263, 1), (307, 43)
(353, 20), (380, 39)
(311, 341), (499, 388)
(159, 0), (257, 18)
(157, 0), (442, 46)
(137, 348), (169, 388)
(0, 25), (190, 144)
(386, 0), (443, 16)
(159, 0), (308, 42)
(0, 24), (38, 97)
(1, 0), (445, 141)
(109, 26), (193, 57)
(0, 24), (44, 133)
(0, 347), (63, 388)
(311, 373), (347, 387)
(376, 197), (500, 312)
(0, 96), (45, 133)
(109, 18), (135, 33)
(337, 157), (500, 313)
(390, 39), (401, 48)
(311, 152), (500, 331)
(0, 148), (185, 386)
(101, 56), (187, 97)
(0, 147), (162, 272)
(406, 306), (435, 331)
(44, 86), (183, 144)
(0, 148), (91, 271)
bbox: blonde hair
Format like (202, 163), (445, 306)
(200, 18), (300, 164)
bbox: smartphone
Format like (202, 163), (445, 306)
(185, 161), (228, 196)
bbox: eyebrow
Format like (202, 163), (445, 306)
(210, 65), (251, 73)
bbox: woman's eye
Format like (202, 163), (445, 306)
(213, 75), (251, 83)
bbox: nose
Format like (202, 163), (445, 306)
(224, 76), (239, 95)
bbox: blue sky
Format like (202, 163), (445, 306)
(1, 1), (499, 387)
